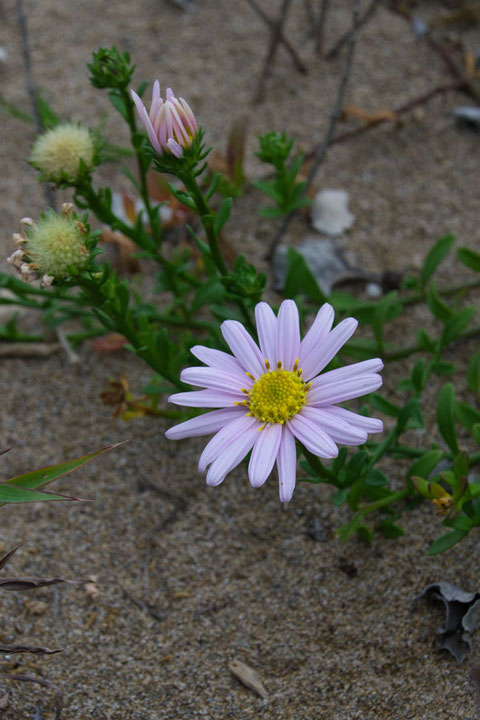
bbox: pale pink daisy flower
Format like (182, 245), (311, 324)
(165, 300), (383, 502)
(130, 80), (198, 158)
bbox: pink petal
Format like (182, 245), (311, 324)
(255, 302), (277, 367)
(169, 102), (190, 144)
(287, 414), (338, 458)
(164, 103), (174, 140)
(309, 358), (384, 390)
(298, 303), (335, 377)
(303, 318), (358, 381)
(130, 89), (146, 119)
(206, 422), (261, 486)
(277, 427), (297, 503)
(179, 97), (198, 133)
(167, 138), (183, 158)
(199, 414), (257, 472)
(319, 405), (384, 434)
(140, 106), (161, 153)
(165, 407), (244, 440)
(307, 373), (383, 406)
(152, 79), (161, 103)
(166, 87), (175, 101)
(276, 300), (300, 371)
(300, 406), (367, 445)
(221, 320), (265, 377)
(248, 423), (282, 488)
(168, 389), (244, 407)
(190, 345), (244, 375)
(180, 366), (251, 393)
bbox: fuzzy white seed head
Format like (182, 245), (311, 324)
(30, 123), (95, 180)
(24, 212), (89, 280)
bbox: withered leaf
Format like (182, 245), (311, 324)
(229, 659), (268, 699)
(414, 581), (480, 663)
(0, 545), (21, 571)
(0, 576), (66, 591)
(0, 643), (60, 655)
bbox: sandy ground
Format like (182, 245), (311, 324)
(1, 0), (480, 718)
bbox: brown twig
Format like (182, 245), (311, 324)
(120, 586), (165, 622)
(245, 0), (307, 77)
(0, 673), (63, 720)
(15, 0), (56, 210)
(306, 78), (466, 152)
(253, 0), (296, 104)
(326, 0), (381, 59)
(314, 0), (331, 54)
(266, 0), (361, 260)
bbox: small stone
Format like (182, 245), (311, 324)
(454, 106), (480, 130)
(310, 189), (355, 237)
(365, 282), (382, 299)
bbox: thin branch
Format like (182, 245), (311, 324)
(245, 0), (307, 76)
(314, 0), (331, 55)
(266, 0), (361, 259)
(303, 78), (465, 154)
(253, 0), (296, 104)
(15, 0), (56, 210)
(326, 0), (381, 60)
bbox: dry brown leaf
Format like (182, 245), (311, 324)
(0, 576), (66, 591)
(100, 229), (140, 273)
(342, 105), (398, 125)
(229, 659), (268, 699)
(0, 643), (60, 655)
(0, 342), (61, 358)
(90, 334), (127, 353)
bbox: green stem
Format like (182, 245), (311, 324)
(367, 426), (401, 467)
(357, 487), (411, 517)
(402, 278), (480, 307)
(122, 89), (162, 246)
(181, 174), (254, 332)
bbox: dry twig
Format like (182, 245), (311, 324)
(15, 0), (56, 210)
(266, 0), (361, 259)
(314, 0), (331, 54)
(252, 0), (297, 104)
(326, 0), (381, 59)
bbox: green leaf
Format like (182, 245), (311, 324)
(472, 423), (480, 445)
(0, 92), (32, 123)
(5, 443), (123, 494)
(407, 449), (443, 480)
(426, 284), (453, 323)
(441, 307), (476, 346)
(437, 383), (458, 454)
(0, 484), (77, 504)
(284, 247), (328, 305)
(366, 469), (389, 487)
(455, 401), (480, 434)
(380, 520), (405, 539)
(214, 197), (233, 234)
(332, 488), (348, 506)
(397, 399), (424, 431)
(430, 360), (456, 377)
(458, 246), (480, 273)
(420, 234), (455, 289)
(467, 348), (480, 395)
(416, 329), (437, 353)
(428, 529), (467, 555)
(192, 278), (224, 313)
(108, 90), (128, 120)
(35, 94), (61, 130)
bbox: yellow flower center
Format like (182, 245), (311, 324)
(242, 361), (309, 425)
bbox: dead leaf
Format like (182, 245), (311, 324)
(90, 334), (127, 353)
(342, 104), (398, 125)
(0, 644), (60, 655)
(0, 545), (21, 571)
(0, 692), (8, 709)
(229, 659), (268, 699)
(0, 576), (66, 591)
(414, 581), (480, 663)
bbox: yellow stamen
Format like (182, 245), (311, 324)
(245, 366), (309, 425)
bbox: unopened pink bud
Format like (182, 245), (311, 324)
(131, 80), (198, 158)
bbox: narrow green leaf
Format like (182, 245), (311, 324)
(284, 248), (328, 305)
(214, 197), (233, 234)
(0, 484), (77, 504)
(6, 443), (124, 492)
(332, 488), (348, 506)
(441, 307), (476, 346)
(420, 234), (455, 289)
(455, 401), (480, 434)
(380, 520), (405, 539)
(467, 348), (480, 395)
(426, 284), (453, 323)
(407, 449), (443, 480)
(437, 383), (458, 454)
(458, 246), (480, 273)
(428, 529), (467, 555)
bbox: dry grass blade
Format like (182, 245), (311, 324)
(0, 576), (67, 591)
(0, 545), (22, 571)
(229, 659), (268, 699)
(0, 643), (60, 655)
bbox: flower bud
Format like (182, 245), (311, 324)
(131, 80), (198, 158)
(30, 123), (95, 182)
